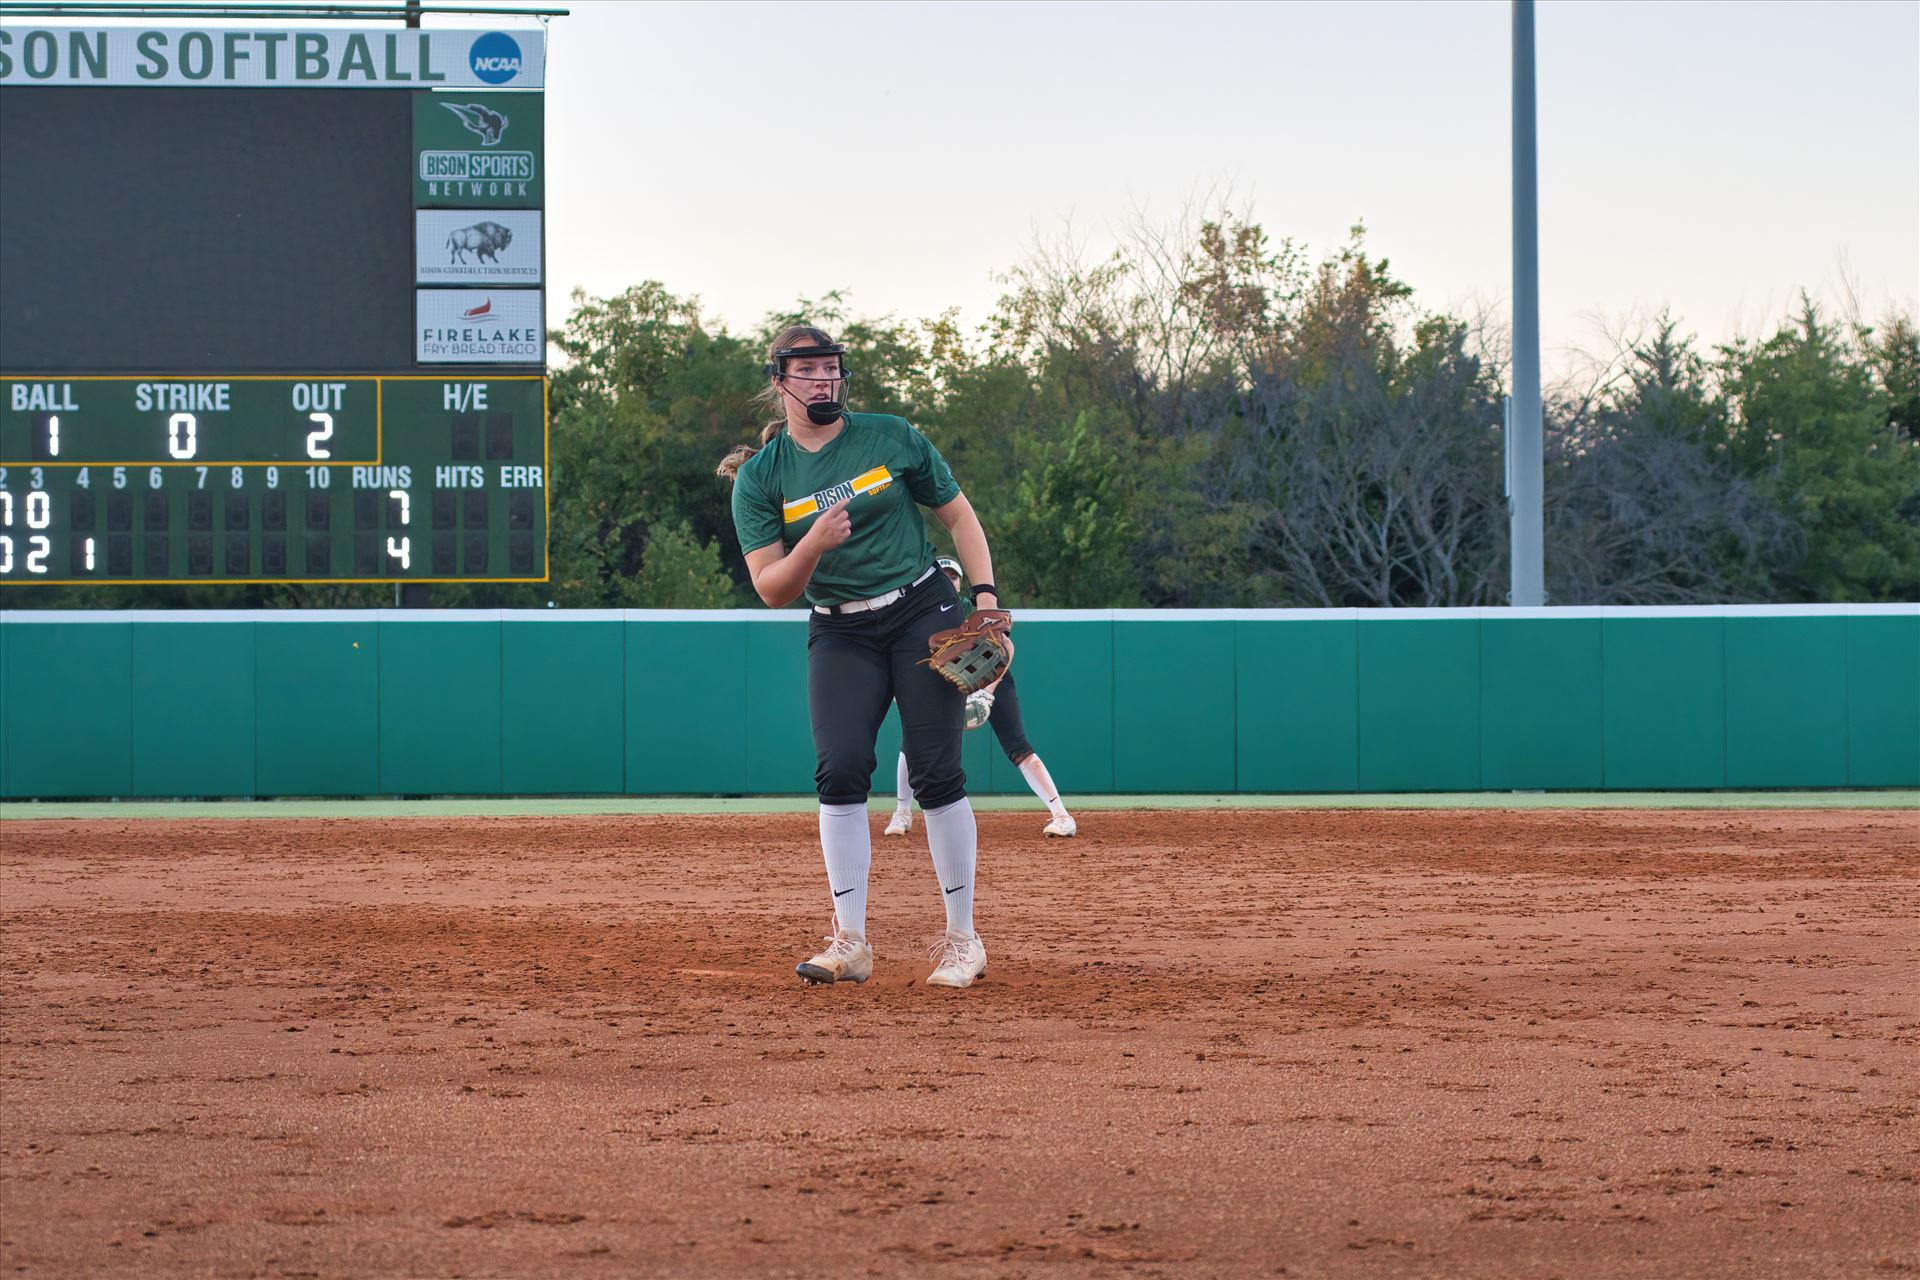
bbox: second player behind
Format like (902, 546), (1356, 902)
(887, 557), (1077, 840)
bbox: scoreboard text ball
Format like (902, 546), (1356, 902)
(0, 26), (549, 585)
(0, 377), (546, 583)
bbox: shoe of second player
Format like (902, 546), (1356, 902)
(1043, 813), (1077, 838)
(883, 809), (913, 837)
(925, 931), (988, 988)
(796, 929), (874, 985)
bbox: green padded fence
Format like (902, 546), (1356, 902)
(1, 605), (1913, 799)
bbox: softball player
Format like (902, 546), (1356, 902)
(718, 325), (1000, 990)
(886, 559), (1077, 839)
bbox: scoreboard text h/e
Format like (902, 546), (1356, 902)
(0, 19), (552, 585)
(0, 377), (547, 584)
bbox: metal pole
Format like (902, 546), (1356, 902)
(1509, 0), (1545, 606)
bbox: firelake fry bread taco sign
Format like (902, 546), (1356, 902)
(0, 26), (546, 89)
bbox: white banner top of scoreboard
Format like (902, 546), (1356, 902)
(0, 25), (545, 89)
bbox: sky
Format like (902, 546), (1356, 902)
(529, 0), (1918, 371)
(12, 0), (1916, 375)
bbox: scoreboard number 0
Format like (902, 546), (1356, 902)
(167, 412), (196, 459)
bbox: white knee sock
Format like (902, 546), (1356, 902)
(922, 796), (977, 937)
(894, 752), (913, 813)
(1018, 755), (1070, 819)
(818, 802), (870, 937)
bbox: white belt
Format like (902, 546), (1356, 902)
(814, 564), (939, 615)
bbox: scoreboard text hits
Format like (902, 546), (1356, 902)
(0, 376), (547, 584)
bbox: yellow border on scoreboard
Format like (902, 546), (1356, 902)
(0, 374), (551, 585)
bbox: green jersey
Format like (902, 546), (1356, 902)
(731, 412), (961, 607)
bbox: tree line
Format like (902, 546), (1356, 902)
(20, 213), (1918, 609)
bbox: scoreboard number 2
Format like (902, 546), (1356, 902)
(307, 412), (334, 459)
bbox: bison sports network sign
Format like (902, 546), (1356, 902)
(0, 26), (546, 88)
(416, 211), (542, 284)
(413, 91), (542, 207)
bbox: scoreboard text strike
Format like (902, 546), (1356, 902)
(0, 377), (547, 584)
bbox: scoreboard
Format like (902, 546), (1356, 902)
(0, 21), (551, 585)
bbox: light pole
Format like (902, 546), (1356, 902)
(1510, 0), (1545, 606)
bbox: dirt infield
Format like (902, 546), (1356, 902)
(2, 809), (1915, 1279)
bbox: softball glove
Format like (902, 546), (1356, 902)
(924, 608), (1013, 693)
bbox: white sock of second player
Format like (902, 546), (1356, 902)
(894, 752), (913, 815)
(1018, 755), (1070, 820)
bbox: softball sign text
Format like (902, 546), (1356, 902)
(0, 26), (546, 89)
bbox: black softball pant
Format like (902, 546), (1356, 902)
(986, 671), (1035, 765)
(808, 570), (968, 808)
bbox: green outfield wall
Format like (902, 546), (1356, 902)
(0, 606), (1913, 799)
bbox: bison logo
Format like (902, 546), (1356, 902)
(447, 221), (514, 265)
(441, 101), (509, 146)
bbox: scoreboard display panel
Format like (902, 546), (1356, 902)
(0, 21), (550, 584)
(0, 375), (545, 582)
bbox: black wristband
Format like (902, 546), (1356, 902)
(968, 583), (999, 603)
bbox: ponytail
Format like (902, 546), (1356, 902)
(715, 419), (785, 483)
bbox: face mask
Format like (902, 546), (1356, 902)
(765, 342), (852, 426)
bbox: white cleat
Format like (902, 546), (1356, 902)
(883, 809), (913, 837)
(795, 930), (874, 986)
(1043, 813), (1078, 838)
(925, 931), (988, 989)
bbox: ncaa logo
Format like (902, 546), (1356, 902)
(469, 32), (523, 85)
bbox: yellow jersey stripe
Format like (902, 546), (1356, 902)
(782, 467), (895, 524)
